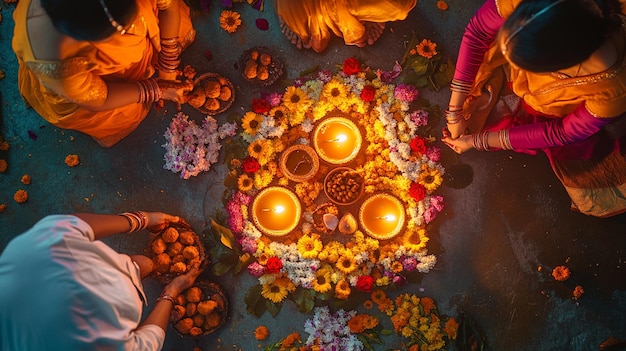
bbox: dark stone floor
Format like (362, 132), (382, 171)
(1, 1), (625, 350)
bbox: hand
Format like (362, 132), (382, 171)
(145, 212), (180, 232)
(156, 79), (194, 103)
(163, 260), (203, 297)
(446, 119), (470, 139)
(158, 70), (179, 81)
(442, 127), (474, 154)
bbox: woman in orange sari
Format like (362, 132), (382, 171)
(275, 0), (417, 53)
(442, 0), (626, 217)
(12, 0), (196, 147)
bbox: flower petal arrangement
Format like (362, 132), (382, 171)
(213, 58), (446, 316)
(163, 112), (237, 179)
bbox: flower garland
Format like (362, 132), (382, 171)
(163, 112), (237, 179)
(223, 57), (445, 313)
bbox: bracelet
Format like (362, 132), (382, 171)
(119, 211), (149, 233)
(498, 129), (513, 150)
(136, 79), (163, 104)
(157, 37), (181, 73)
(156, 292), (176, 304)
(472, 131), (493, 151)
(445, 109), (467, 124)
(450, 79), (473, 95)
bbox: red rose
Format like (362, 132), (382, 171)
(342, 57), (361, 75)
(360, 86), (376, 102)
(251, 98), (271, 114)
(409, 182), (426, 201)
(410, 136), (427, 154)
(265, 257), (283, 274)
(242, 157), (260, 173)
(355, 275), (374, 292)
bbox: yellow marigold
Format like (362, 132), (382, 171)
(237, 174), (253, 192)
(391, 261), (404, 274)
(334, 279), (351, 299)
(13, 189), (28, 203)
(219, 10), (242, 33)
(311, 270), (332, 294)
(322, 79), (348, 101)
(254, 325), (269, 340)
(241, 112), (263, 135)
(335, 252), (358, 274)
(65, 154), (80, 167)
(0, 159), (7, 173)
(416, 39), (438, 59)
(261, 279), (289, 303)
(297, 233), (322, 259)
(420, 168), (443, 192)
(552, 265), (571, 281)
(436, 0), (449, 10)
(403, 228), (429, 252)
(444, 317), (459, 339)
(282, 86), (310, 111)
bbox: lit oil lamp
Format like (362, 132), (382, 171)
(279, 144), (320, 182)
(359, 193), (405, 240)
(251, 186), (302, 236)
(313, 116), (362, 164)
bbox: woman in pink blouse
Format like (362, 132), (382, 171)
(442, 0), (626, 217)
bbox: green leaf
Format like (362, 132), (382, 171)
(223, 169), (239, 189)
(266, 299), (282, 317)
(381, 329), (393, 335)
(415, 76), (429, 88)
(245, 284), (267, 317)
(211, 219), (238, 251)
(410, 61), (429, 75)
(233, 252), (255, 274)
(291, 287), (315, 313)
(299, 65), (319, 77)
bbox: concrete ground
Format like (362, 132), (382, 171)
(1, 1), (625, 350)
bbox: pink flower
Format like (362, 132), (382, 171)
(393, 84), (419, 102)
(240, 237), (258, 253)
(248, 262), (265, 277)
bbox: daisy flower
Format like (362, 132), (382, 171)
(241, 112), (263, 135)
(416, 39), (438, 59)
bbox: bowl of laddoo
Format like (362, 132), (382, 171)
(238, 46), (284, 86)
(185, 72), (235, 115)
(148, 220), (208, 284)
(170, 280), (228, 337)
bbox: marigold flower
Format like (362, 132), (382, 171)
(0, 204), (7, 212)
(416, 39), (438, 59)
(0, 159), (7, 173)
(254, 325), (269, 340)
(311, 269), (332, 293)
(335, 253), (358, 274)
(279, 332), (301, 350)
(436, 0), (449, 11)
(261, 280), (288, 303)
(21, 174), (31, 185)
(219, 10), (242, 33)
(334, 279), (351, 299)
(0, 141), (9, 151)
(282, 86), (310, 111)
(420, 296), (436, 314)
(65, 154), (80, 167)
(241, 112), (263, 135)
(573, 285), (584, 300)
(444, 317), (459, 339)
(552, 265), (571, 281)
(363, 300), (373, 309)
(14, 189), (28, 203)
(348, 314), (378, 334)
(237, 174), (254, 192)
(297, 233), (322, 259)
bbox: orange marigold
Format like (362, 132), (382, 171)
(552, 265), (571, 281)
(416, 39), (438, 59)
(420, 296), (436, 314)
(348, 314), (378, 334)
(65, 154), (80, 167)
(573, 285), (584, 300)
(14, 189), (28, 203)
(436, 0), (449, 11)
(279, 332), (301, 351)
(254, 325), (269, 340)
(0, 204), (6, 212)
(220, 10), (242, 33)
(363, 299), (373, 309)
(0, 141), (9, 151)
(21, 174), (31, 185)
(0, 159), (7, 173)
(444, 317), (459, 339)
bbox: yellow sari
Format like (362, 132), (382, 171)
(471, 0), (626, 217)
(12, 0), (195, 146)
(275, 0), (417, 53)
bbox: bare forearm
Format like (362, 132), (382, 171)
(80, 82), (141, 111)
(72, 213), (133, 240)
(158, 0), (181, 39)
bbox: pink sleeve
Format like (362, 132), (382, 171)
(508, 104), (619, 149)
(453, 0), (505, 82)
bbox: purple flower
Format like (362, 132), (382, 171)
(393, 275), (407, 286)
(261, 91), (282, 107)
(402, 256), (418, 271)
(293, 77), (307, 87)
(426, 146), (441, 162)
(317, 70), (333, 82)
(409, 109), (429, 127)
(376, 61), (402, 83)
(240, 236), (258, 253)
(394, 84), (419, 103)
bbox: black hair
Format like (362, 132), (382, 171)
(501, 0), (623, 72)
(41, 0), (138, 41)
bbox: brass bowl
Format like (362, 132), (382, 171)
(358, 193), (405, 240)
(323, 167), (364, 206)
(313, 116), (362, 165)
(251, 186), (302, 236)
(279, 144), (320, 182)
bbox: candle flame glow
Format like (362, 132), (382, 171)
(325, 134), (348, 143)
(261, 205), (286, 213)
(376, 214), (397, 221)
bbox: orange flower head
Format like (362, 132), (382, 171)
(65, 154), (80, 167)
(220, 10), (242, 33)
(254, 325), (269, 340)
(444, 317), (459, 339)
(416, 39), (438, 59)
(0, 159), (7, 173)
(573, 285), (584, 300)
(21, 174), (31, 185)
(14, 189), (28, 203)
(0, 141), (9, 151)
(552, 265), (571, 281)
(436, 0), (449, 11)
(0, 204), (6, 212)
